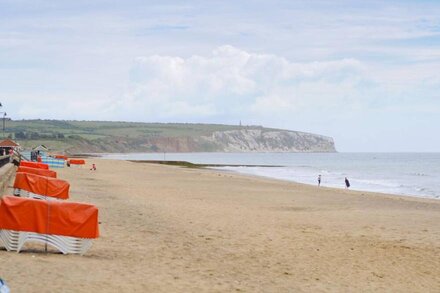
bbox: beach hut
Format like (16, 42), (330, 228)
(21, 145), (64, 168)
(33, 144), (49, 157)
(0, 138), (19, 156)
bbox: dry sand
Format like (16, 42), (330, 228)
(1, 158), (440, 292)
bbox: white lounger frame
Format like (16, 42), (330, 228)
(13, 188), (61, 201)
(0, 229), (92, 255)
(69, 164), (83, 168)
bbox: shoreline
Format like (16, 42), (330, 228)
(67, 155), (439, 203)
(137, 158), (440, 206)
(128, 159), (283, 168)
(129, 159), (439, 202)
(207, 164), (440, 205)
(210, 166), (440, 202)
(97, 152), (440, 201)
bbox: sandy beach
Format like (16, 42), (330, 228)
(1, 158), (439, 292)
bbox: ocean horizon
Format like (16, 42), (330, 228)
(101, 152), (440, 200)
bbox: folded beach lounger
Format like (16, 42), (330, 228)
(19, 161), (49, 170)
(13, 172), (69, 200)
(0, 196), (99, 255)
(17, 166), (57, 178)
(0, 230), (92, 254)
(53, 155), (68, 160)
(13, 190), (60, 201)
(0, 229), (20, 251)
(68, 159), (86, 168)
(17, 232), (93, 255)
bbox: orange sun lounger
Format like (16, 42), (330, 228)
(17, 166), (57, 178)
(0, 196), (99, 254)
(68, 159), (86, 165)
(0, 196), (99, 238)
(13, 172), (69, 200)
(54, 155), (68, 160)
(20, 161), (49, 170)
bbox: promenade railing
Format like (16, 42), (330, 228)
(0, 155), (10, 168)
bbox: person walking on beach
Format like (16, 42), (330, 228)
(90, 163), (96, 171)
(317, 175), (321, 186)
(345, 177), (350, 189)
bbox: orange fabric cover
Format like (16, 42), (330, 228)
(69, 159), (85, 165)
(0, 196), (99, 238)
(17, 166), (57, 178)
(13, 172), (69, 199)
(20, 161), (49, 170)
(54, 155), (68, 160)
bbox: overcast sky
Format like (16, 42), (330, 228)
(1, 0), (439, 151)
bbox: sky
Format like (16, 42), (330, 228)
(0, 0), (439, 152)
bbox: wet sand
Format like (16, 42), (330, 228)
(1, 158), (439, 292)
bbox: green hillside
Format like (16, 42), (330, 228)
(6, 120), (247, 138)
(3, 120), (258, 152)
(3, 119), (335, 153)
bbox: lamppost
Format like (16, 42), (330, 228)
(2, 112), (6, 139)
(0, 102), (6, 138)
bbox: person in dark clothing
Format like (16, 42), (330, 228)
(345, 177), (350, 189)
(317, 174), (321, 186)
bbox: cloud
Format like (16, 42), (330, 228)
(121, 45), (365, 122)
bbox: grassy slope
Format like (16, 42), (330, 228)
(5, 120), (270, 150)
(7, 120), (249, 137)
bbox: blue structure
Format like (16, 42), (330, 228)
(21, 151), (65, 168)
(41, 157), (65, 168)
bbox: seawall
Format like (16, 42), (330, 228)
(0, 162), (15, 195)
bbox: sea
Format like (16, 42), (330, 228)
(101, 152), (440, 200)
